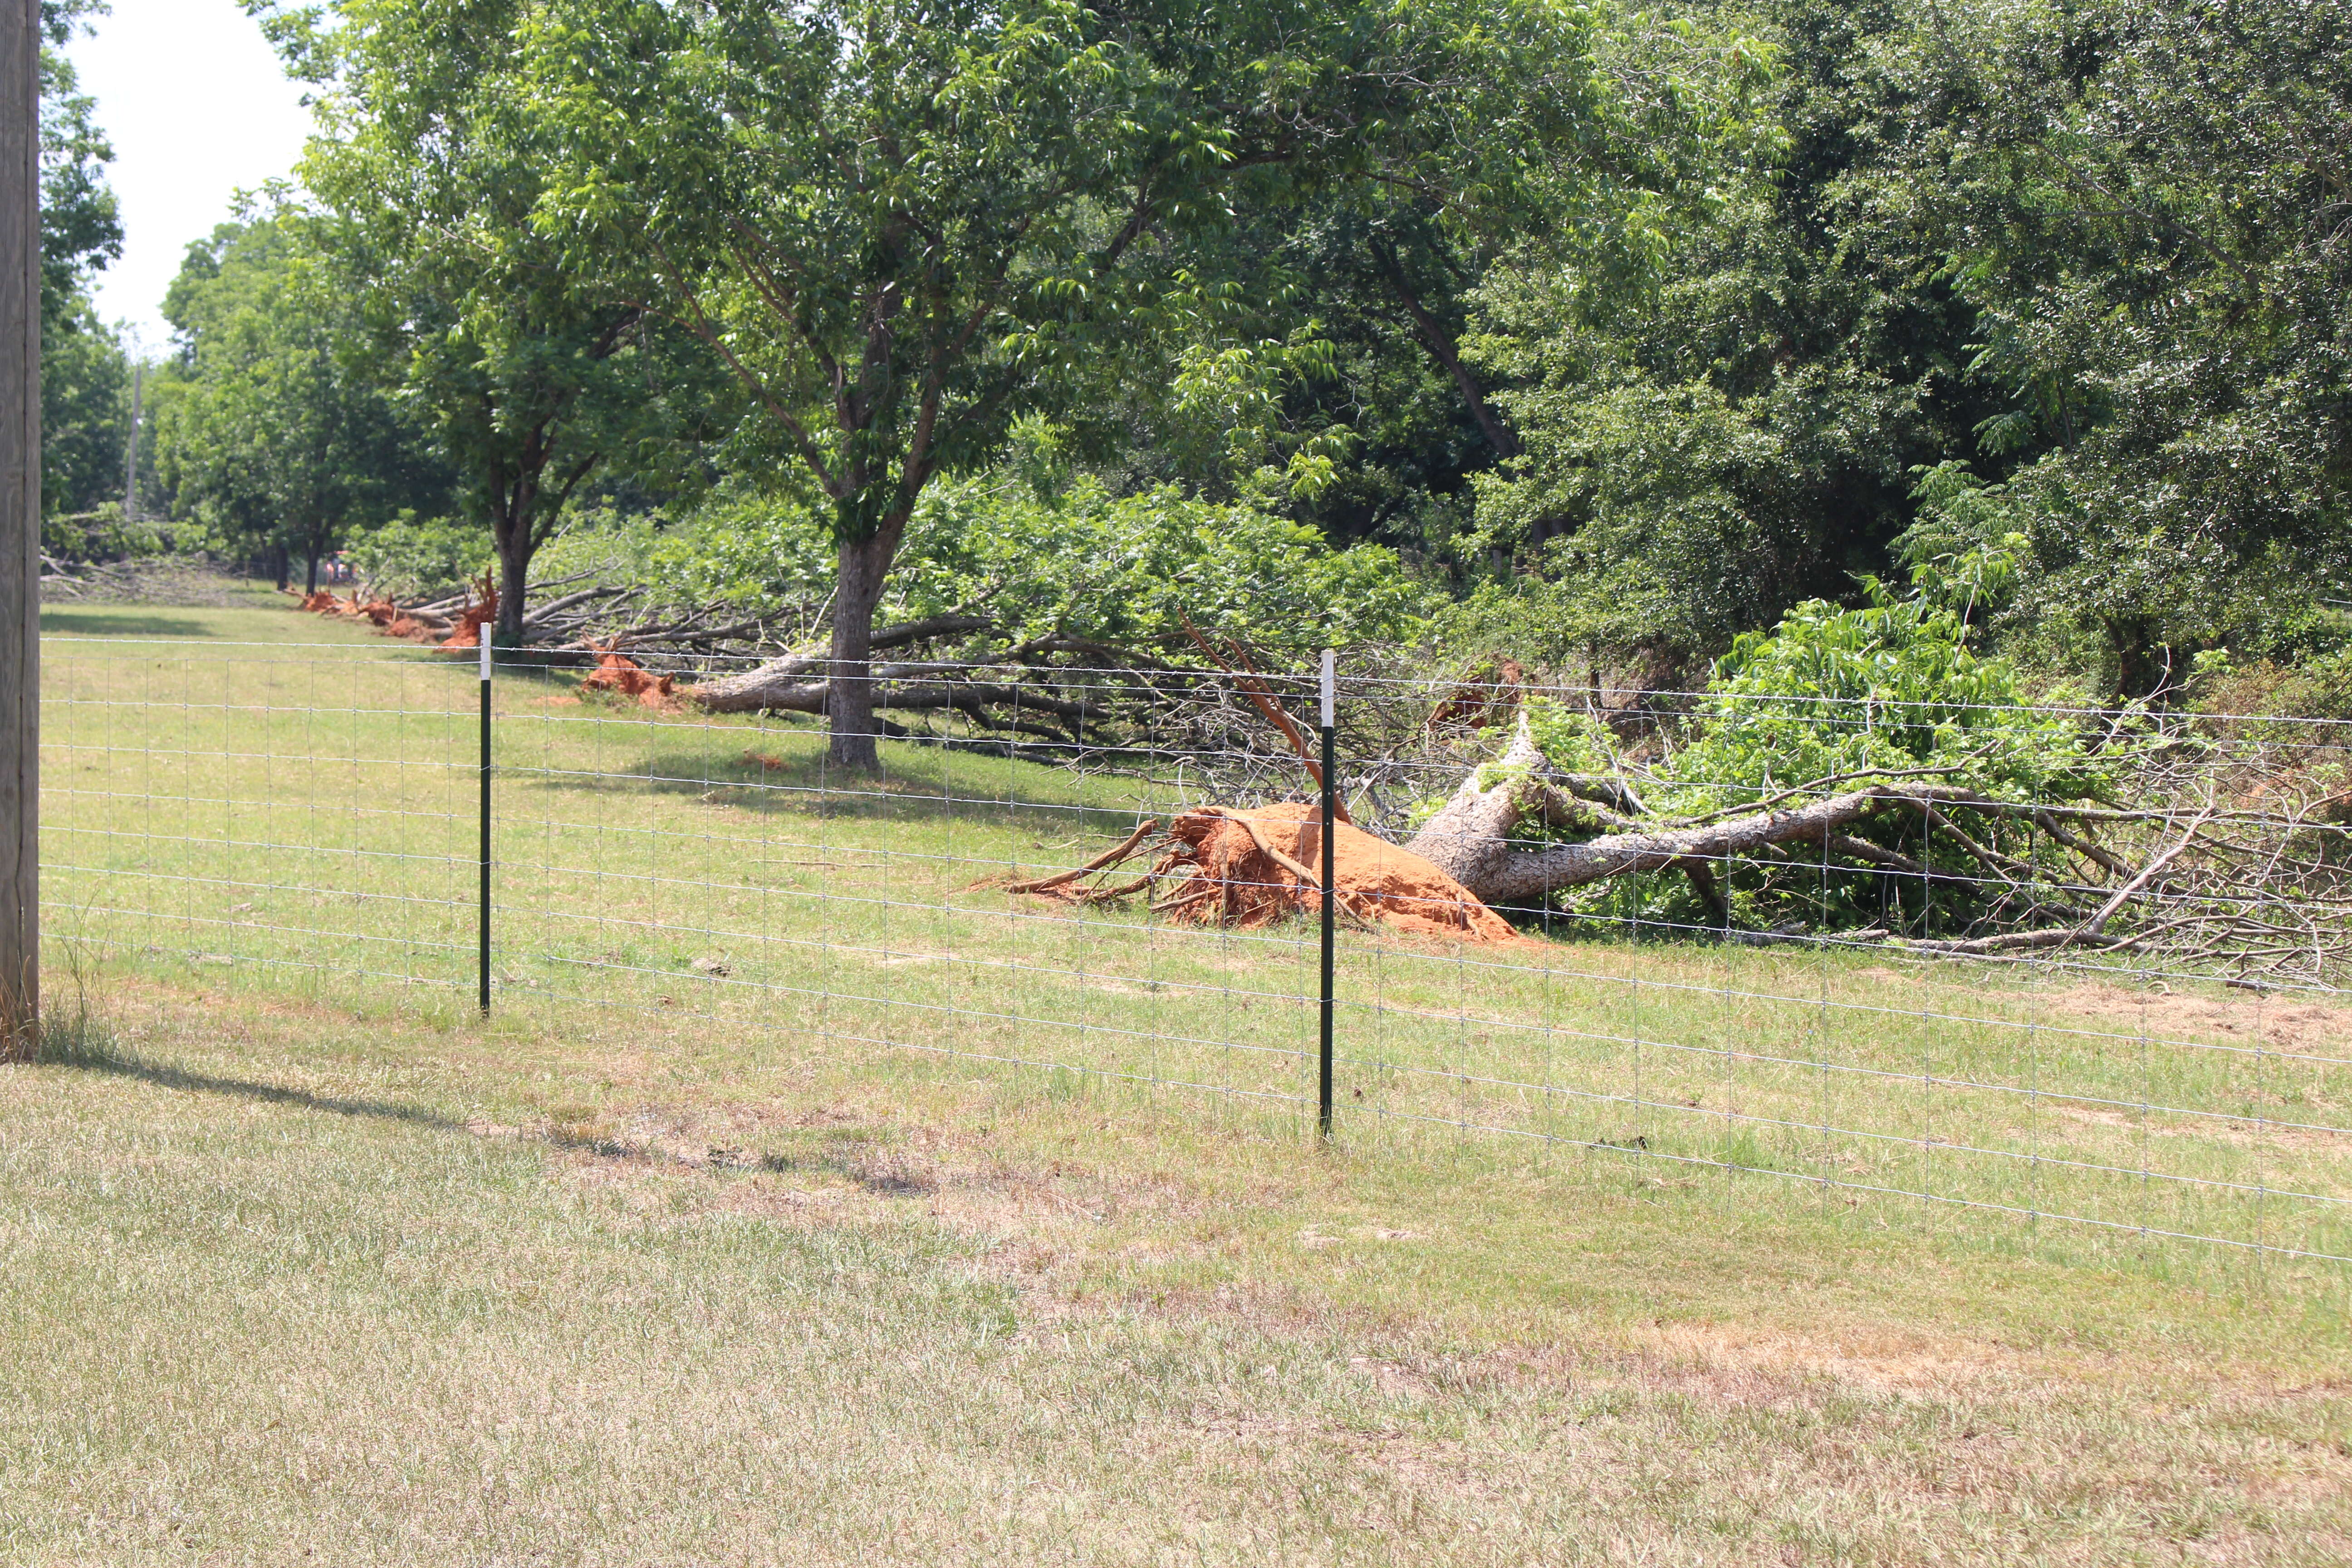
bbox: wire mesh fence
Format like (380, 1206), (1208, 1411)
(38, 630), (2352, 1291)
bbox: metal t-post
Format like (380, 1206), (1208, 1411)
(1318, 648), (1336, 1140)
(479, 637), (491, 1015)
(0, 0), (39, 1061)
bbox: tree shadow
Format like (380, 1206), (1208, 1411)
(521, 740), (1148, 837)
(40, 1032), (468, 1132)
(35, 1030), (927, 1184)
(39, 610), (219, 639)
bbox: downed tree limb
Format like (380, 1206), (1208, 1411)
(1177, 612), (1352, 824)
(1894, 928), (2137, 955)
(1006, 820), (1160, 895)
(1404, 714), (2072, 911)
(2077, 804), (2211, 937)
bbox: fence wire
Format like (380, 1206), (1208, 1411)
(37, 632), (2352, 1286)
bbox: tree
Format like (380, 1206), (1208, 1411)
(38, 0), (129, 518)
(1850, 0), (2352, 687)
(154, 207), (450, 589)
(39, 292), (126, 519)
(526, 0), (1641, 767)
(1454, 0), (2015, 668)
(252, 0), (722, 647)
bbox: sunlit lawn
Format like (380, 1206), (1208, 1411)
(5, 590), (2348, 1563)
(39, 597), (2352, 1273)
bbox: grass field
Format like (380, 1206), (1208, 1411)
(5, 588), (2349, 1563)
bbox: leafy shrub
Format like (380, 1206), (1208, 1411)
(1518, 585), (2117, 936)
(345, 514), (490, 600)
(1660, 583), (2105, 811)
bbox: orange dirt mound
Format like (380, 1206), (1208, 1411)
(581, 648), (682, 711)
(299, 589), (341, 612)
(1154, 803), (1518, 944)
(438, 574), (498, 649)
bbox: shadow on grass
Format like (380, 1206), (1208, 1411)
(35, 1024), (931, 1192)
(521, 740), (1145, 836)
(39, 1029), (468, 1132)
(39, 610), (219, 638)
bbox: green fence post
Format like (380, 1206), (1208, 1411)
(1319, 648), (1335, 1141)
(479, 637), (491, 1016)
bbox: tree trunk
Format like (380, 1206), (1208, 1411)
(495, 526), (530, 647)
(826, 525), (902, 770)
(1378, 259), (1519, 462)
(304, 547), (319, 594)
(272, 543), (289, 592)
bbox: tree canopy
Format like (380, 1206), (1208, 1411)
(152, 207), (452, 588)
(60, 0), (2352, 723)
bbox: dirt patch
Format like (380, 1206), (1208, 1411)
(2057, 1103), (2351, 1152)
(2051, 982), (2352, 1058)
(1152, 804), (1519, 944)
(1847, 969), (2352, 1058)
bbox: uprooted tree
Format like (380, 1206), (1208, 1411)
(1016, 592), (2352, 983)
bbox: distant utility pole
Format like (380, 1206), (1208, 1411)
(0, 0), (37, 1059)
(123, 361), (142, 523)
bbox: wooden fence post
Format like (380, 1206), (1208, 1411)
(1, 0), (39, 1060)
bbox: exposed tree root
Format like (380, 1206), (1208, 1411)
(1013, 803), (1519, 944)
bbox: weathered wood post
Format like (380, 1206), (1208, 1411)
(0, 0), (38, 1060)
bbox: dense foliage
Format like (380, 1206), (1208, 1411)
(39, 0), (132, 520)
(151, 209), (452, 588)
(32, 0), (2345, 728)
(1522, 589), (2118, 936)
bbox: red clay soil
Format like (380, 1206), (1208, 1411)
(1152, 802), (1518, 944)
(580, 647), (683, 711)
(307, 591), (397, 625)
(299, 576), (498, 651)
(436, 576), (498, 649)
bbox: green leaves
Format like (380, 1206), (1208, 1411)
(1668, 587), (2102, 810)
(152, 207), (451, 569)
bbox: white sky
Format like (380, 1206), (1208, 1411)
(65, 0), (316, 352)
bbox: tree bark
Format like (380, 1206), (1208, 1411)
(304, 547), (320, 595)
(1374, 247), (1519, 461)
(0, 0), (35, 1058)
(491, 478), (534, 647)
(272, 543), (289, 592)
(692, 615), (998, 715)
(825, 519), (908, 770)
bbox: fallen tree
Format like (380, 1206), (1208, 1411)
(1392, 709), (2352, 975)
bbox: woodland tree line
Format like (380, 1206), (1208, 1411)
(37, 0), (2352, 768)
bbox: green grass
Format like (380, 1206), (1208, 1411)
(37, 597), (2352, 1282)
(5, 590), (2351, 1561)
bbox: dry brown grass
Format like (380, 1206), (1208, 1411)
(3, 975), (2347, 1565)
